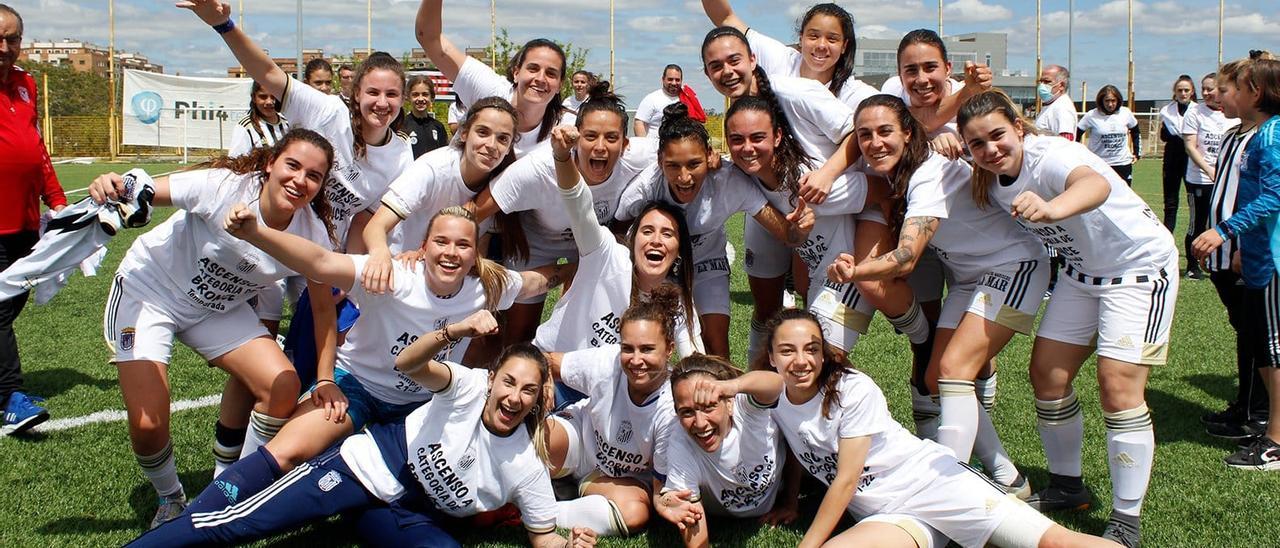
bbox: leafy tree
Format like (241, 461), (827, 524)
(17, 60), (112, 117)
(480, 28), (589, 96)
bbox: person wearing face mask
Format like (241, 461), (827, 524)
(1076, 85), (1141, 185)
(1159, 75), (1197, 232)
(1035, 64), (1077, 140)
(401, 76), (449, 159)
(635, 65), (687, 137)
(1182, 73), (1240, 280)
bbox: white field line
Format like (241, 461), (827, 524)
(27, 394), (221, 433)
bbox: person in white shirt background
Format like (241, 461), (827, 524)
(302, 57), (334, 94)
(1158, 75), (1196, 232)
(634, 64), (685, 137)
(564, 70), (596, 117)
(1181, 72), (1239, 280)
(1076, 84), (1141, 185)
(1035, 64), (1078, 140)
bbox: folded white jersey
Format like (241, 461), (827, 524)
(0, 169), (156, 304)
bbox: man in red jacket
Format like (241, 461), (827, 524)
(0, 3), (66, 436)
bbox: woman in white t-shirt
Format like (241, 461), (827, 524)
(228, 81), (290, 158)
(470, 85), (660, 348)
(616, 102), (810, 357)
(541, 286), (685, 537)
(652, 354), (792, 547)
(959, 90), (1178, 545)
(1076, 85), (1140, 185)
(564, 70), (595, 116)
(415, 0), (568, 158)
(222, 204), (571, 486)
(360, 98), (519, 293)
(1158, 75), (1196, 232)
(827, 94), (1048, 497)
(1182, 73), (1239, 279)
(759, 309), (1119, 548)
(90, 130), (337, 528)
(128, 341), (597, 548)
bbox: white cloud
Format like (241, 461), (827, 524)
(944, 0), (1012, 23)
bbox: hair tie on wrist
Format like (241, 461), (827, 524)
(213, 19), (236, 35)
(315, 378), (336, 387)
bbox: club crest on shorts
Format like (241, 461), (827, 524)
(120, 327), (136, 351)
(318, 470), (343, 492)
(616, 420), (634, 444)
(236, 259), (257, 274)
(459, 451), (476, 471)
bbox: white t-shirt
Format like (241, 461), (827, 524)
(447, 102), (465, 126)
(747, 28), (878, 111)
(616, 163), (768, 276)
(453, 57), (564, 158)
(769, 74), (857, 165)
(758, 169), (866, 291)
(280, 78), (413, 247)
(380, 146), (486, 254)
(1181, 103), (1240, 184)
(634, 88), (682, 134)
(1077, 107), (1139, 166)
(905, 154), (1046, 275)
(1160, 100), (1195, 138)
(117, 169), (329, 315)
(340, 363), (558, 533)
(563, 94), (586, 115)
(989, 136), (1174, 277)
(490, 138), (657, 253)
(771, 370), (954, 520)
(228, 114), (289, 157)
(1035, 93), (1078, 137)
(341, 255), (522, 405)
(559, 345), (676, 480)
(660, 393), (783, 518)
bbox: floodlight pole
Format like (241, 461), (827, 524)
(296, 0), (303, 80)
(1127, 0), (1135, 111)
(109, 0), (117, 159)
(1034, 0), (1042, 113)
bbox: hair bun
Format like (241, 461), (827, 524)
(589, 80), (613, 98)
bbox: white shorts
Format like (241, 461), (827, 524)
(808, 279), (875, 352)
(693, 263), (732, 317)
(907, 248), (946, 303)
(505, 243), (576, 305)
(103, 275), (269, 364)
(1036, 253), (1179, 365)
(252, 275), (306, 321)
(874, 461), (1049, 548)
(937, 258), (1049, 335)
(743, 216), (790, 279)
(550, 400), (592, 482)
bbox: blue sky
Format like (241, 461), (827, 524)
(18, 0), (1280, 108)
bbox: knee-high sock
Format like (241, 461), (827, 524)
(747, 318), (769, 366)
(887, 300), (931, 345)
(1036, 392), (1084, 477)
(938, 380), (979, 462)
(912, 389), (940, 440)
(136, 442), (184, 499)
(1104, 404), (1154, 517)
(240, 411), (288, 460)
(190, 446), (284, 514)
(213, 421), (247, 478)
(556, 495), (627, 537)
(973, 403), (1020, 485)
(975, 372), (998, 412)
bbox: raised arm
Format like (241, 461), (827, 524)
(223, 204), (358, 291)
(518, 262), (578, 302)
(178, 0), (288, 99)
(700, 0), (749, 32)
(88, 170), (173, 208)
(550, 126), (611, 257)
(827, 216), (938, 282)
(797, 436), (871, 548)
(415, 0), (469, 81)
(800, 131), (861, 204)
(690, 370), (785, 408)
(1010, 165), (1111, 224)
(912, 61), (993, 134)
(394, 310), (499, 391)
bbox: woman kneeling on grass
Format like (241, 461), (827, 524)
(128, 339), (596, 547)
(761, 309), (1121, 548)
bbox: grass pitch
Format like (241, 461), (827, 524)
(1, 161), (1277, 547)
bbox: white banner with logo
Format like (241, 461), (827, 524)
(122, 69), (252, 149)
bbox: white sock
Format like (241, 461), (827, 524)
(556, 494), (627, 536)
(975, 372), (998, 411)
(240, 411), (288, 460)
(1035, 392), (1084, 477)
(136, 442), (184, 499)
(1105, 404), (1154, 516)
(938, 380), (978, 462)
(887, 300), (930, 344)
(912, 390), (940, 440)
(747, 318), (769, 367)
(213, 443), (241, 478)
(973, 403), (1020, 485)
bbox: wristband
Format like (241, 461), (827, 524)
(212, 19), (236, 34)
(442, 326), (460, 344)
(553, 153), (571, 163)
(315, 378), (336, 387)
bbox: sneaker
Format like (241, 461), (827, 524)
(1224, 436), (1280, 471)
(2, 392), (50, 436)
(1201, 402), (1247, 425)
(150, 493), (188, 529)
(1185, 269), (1204, 280)
(1205, 419), (1268, 440)
(1025, 475), (1091, 512)
(1000, 474), (1032, 501)
(1101, 512), (1142, 548)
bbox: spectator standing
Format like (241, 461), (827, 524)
(401, 75), (449, 159)
(1159, 75), (1197, 231)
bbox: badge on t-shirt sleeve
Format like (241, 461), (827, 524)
(17, 86), (30, 103)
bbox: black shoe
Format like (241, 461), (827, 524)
(1224, 436), (1280, 471)
(1206, 419), (1268, 440)
(1024, 474), (1091, 512)
(1201, 402), (1247, 425)
(1185, 269), (1205, 280)
(1102, 512), (1142, 548)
